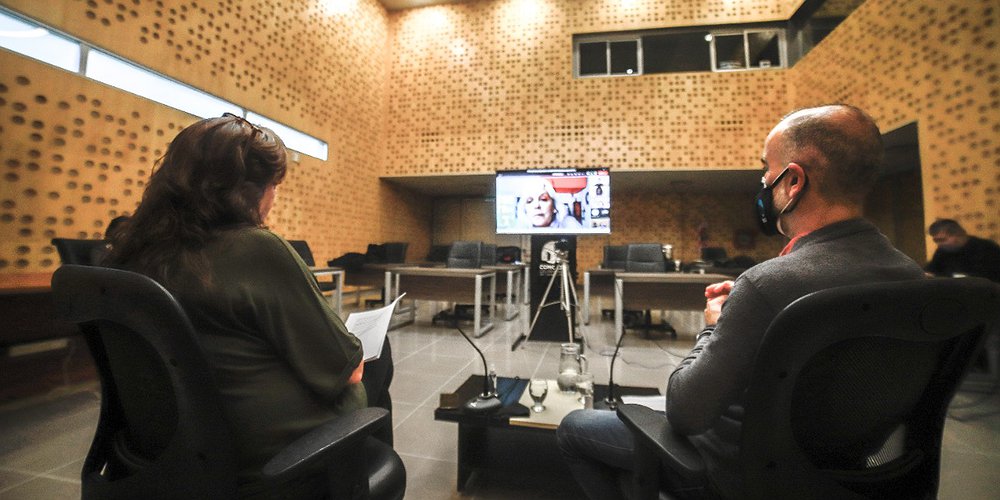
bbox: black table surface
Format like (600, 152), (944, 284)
(435, 374), (661, 426)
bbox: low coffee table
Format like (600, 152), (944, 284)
(435, 375), (660, 491)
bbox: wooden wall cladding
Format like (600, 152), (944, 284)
(384, 0), (792, 177)
(789, 0), (1000, 248)
(0, 51), (190, 272)
(0, 0), (433, 275)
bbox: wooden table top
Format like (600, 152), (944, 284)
(0, 272), (53, 293)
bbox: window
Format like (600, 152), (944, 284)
(575, 35), (642, 77)
(575, 25), (784, 78)
(710, 29), (785, 71)
(0, 12), (79, 72)
(0, 7), (328, 160)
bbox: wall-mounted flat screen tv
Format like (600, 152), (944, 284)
(496, 168), (611, 234)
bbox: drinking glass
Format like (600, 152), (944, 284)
(576, 372), (595, 408)
(528, 379), (549, 413)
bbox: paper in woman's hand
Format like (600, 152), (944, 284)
(345, 293), (405, 361)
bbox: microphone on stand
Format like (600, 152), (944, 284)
(602, 329), (628, 410)
(454, 322), (502, 414)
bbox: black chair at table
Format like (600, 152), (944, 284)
(623, 243), (676, 338)
(52, 238), (108, 266)
(288, 240), (338, 295)
(425, 244), (451, 264)
(479, 243), (497, 268)
(432, 241), (484, 325)
(381, 242), (409, 264)
(52, 265), (405, 500)
(496, 245), (521, 264)
(603, 245), (628, 271)
(617, 277), (1000, 500)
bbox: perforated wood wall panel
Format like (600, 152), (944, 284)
(1, 0), (432, 274)
(789, 0), (1000, 250)
(385, 1), (793, 176)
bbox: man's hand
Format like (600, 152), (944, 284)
(705, 280), (734, 299)
(704, 280), (734, 326)
(349, 361), (364, 384)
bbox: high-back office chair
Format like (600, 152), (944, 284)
(603, 245), (628, 270)
(617, 278), (1000, 500)
(51, 265), (405, 500)
(52, 238), (107, 266)
(625, 244), (667, 273)
(480, 243), (497, 267)
(700, 246), (728, 265)
(381, 242), (409, 263)
(426, 244), (451, 263)
(288, 240), (338, 294)
(496, 246), (521, 264)
(446, 241), (482, 269)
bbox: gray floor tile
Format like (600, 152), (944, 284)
(0, 476), (79, 500)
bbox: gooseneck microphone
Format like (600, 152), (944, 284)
(454, 322), (502, 414)
(603, 330), (628, 410)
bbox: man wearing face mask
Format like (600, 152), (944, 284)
(925, 219), (1000, 282)
(557, 104), (924, 499)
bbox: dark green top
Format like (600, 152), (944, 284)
(166, 227), (365, 485)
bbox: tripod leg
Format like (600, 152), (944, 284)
(524, 265), (561, 341)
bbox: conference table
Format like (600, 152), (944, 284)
(389, 267), (497, 337)
(614, 272), (732, 341)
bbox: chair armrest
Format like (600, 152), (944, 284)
(262, 407), (389, 480)
(616, 404), (706, 479)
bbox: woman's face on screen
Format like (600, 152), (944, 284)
(523, 188), (555, 227)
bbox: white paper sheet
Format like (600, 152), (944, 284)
(345, 293), (405, 361)
(620, 394), (666, 412)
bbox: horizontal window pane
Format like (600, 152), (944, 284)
(246, 112), (328, 161)
(85, 50), (240, 118)
(643, 32), (712, 73)
(578, 42), (607, 76)
(748, 31), (781, 68)
(714, 34), (744, 70)
(609, 40), (638, 75)
(0, 12), (79, 72)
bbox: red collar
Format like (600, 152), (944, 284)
(779, 232), (811, 256)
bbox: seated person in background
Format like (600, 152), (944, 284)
(925, 218), (1000, 282)
(556, 104), (925, 499)
(519, 179), (582, 229)
(107, 113), (370, 497)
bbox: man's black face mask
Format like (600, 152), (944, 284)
(754, 166), (804, 236)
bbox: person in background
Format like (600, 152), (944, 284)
(106, 113), (373, 498)
(556, 104), (925, 498)
(926, 218), (1000, 282)
(519, 179), (582, 229)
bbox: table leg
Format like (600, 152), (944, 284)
(335, 271), (344, 316)
(456, 423), (486, 491)
(504, 270), (514, 320)
(384, 271), (393, 307)
(583, 271), (591, 325)
(489, 273), (496, 327)
(474, 274), (482, 337)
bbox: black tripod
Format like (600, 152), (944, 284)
(512, 248), (583, 349)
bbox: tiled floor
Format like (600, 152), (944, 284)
(1, 300), (997, 499)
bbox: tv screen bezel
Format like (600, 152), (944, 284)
(494, 167), (611, 235)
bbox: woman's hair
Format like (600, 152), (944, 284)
(107, 114), (287, 287)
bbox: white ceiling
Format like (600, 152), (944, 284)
(378, 0), (469, 11)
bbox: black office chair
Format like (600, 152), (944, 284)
(623, 243), (675, 338)
(496, 245), (521, 264)
(479, 243), (497, 268)
(287, 240), (338, 294)
(433, 241), (484, 325)
(603, 245), (628, 270)
(52, 238), (108, 266)
(426, 244), (451, 263)
(618, 277), (1000, 500)
(446, 241), (482, 269)
(382, 242), (409, 264)
(52, 265), (406, 500)
(700, 247), (728, 265)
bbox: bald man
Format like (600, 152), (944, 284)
(557, 105), (924, 499)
